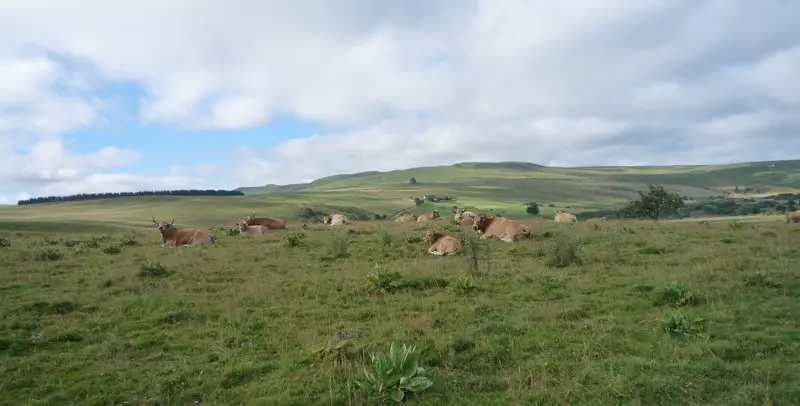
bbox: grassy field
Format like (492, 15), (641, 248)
(4, 159), (800, 226)
(1, 212), (799, 405)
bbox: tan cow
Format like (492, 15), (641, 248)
(586, 216), (608, 222)
(237, 222), (269, 236)
(471, 214), (531, 242)
(323, 213), (349, 226)
(416, 210), (440, 223)
(243, 214), (287, 230)
(152, 217), (216, 247)
(786, 210), (800, 223)
(423, 230), (462, 256)
(394, 215), (418, 224)
(457, 215), (476, 225)
(454, 207), (476, 221)
(554, 210), (577, 223)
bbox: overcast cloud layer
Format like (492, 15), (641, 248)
(2, 0), (800, 202)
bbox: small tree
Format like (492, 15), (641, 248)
(413, 197), (424, 207)
(526, 202), (540, 215)
(409, 177), (417, 185)
(622, 184), (685, 220)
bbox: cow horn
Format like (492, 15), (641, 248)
(152, 216), (157, 224)
(170, 218), (174, 225)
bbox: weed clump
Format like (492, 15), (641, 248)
(376, 231), (394, 256)
(119, 234), (139, 246)
(639, 245), (667, 255)
(138, 261), (171, 277)
(459, 232), (484, 274)
(0, 237), (10, 248)
(451, 275), (479, 295)
(82, 236), (108, 248)
(102, 244), (122, 254)
(35, 247), (62, 261)
(280, 231), (307, 247)
(355, 343), (434, 403)
(327, 233), (350, 259)
(546, 236), (582, 268)
(663, 312), (705, 336)
(365, 270), (405, 294)
(742, 272), (781, 288)
(656, 282), (702, 307)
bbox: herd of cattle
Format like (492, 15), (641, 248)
(150, 208), (800, 255)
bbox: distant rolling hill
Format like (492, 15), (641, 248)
(2, 159), (799, 227)
(236, 159), (800, 202)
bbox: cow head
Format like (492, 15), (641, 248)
(472, 214), (488, 232)
(243, 214), (256, 224)
(236, 221), (248, 232)
(322, 215), (332, 225)
(424, 230), (444, 244)
(152, 217), (175, 235)
(432, 210), (440, 219)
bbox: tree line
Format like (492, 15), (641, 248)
(17, 189), (244, 205)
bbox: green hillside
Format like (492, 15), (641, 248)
(238, 159), (800, 197)
(1, 159), (799, 228)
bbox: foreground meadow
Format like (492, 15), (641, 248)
(1, 217), (799, 405)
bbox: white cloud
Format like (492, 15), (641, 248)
(1, 0), (800, 192)
(39, 172), (209, 196)
(0, 139), (141, 184)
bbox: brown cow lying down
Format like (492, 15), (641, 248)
(152, 217), (216, 247)
(417, 210), (440, 223)
(457, 216), (475, 225)
(237, 222), (269, 236)
(394, 215), (418, 224)
(423, 230), (461, 256)
(323, 213), (349, 225)
(454, 207), (476, 221)
(472, 214), (531, 242)
(554, 210), (577, 223)
(787, 210), (800, 223)
(243, 214), (287, 230)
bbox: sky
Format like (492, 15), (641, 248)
(1, 0), (800, 204)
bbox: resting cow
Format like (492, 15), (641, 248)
(454, 207), (476, 222)
(237, 222), (269, 236)
(323, 213), (349, 226)
(457, 215), (475, 225)
(586, 216), (608, 222)
(243, 214), (287, 230)
(394, 215), (418, 224)
(423, 230), (462, 256)
(416, 210), (440, 223)
(554, 210), (577, 223)
(786, 210), (800, 223)
(152, 217), (216, 247)
(471, 214), (531, 242)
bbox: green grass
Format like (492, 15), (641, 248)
(1, 215), (799, 405)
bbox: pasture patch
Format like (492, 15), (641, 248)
(1, 219), (799, 405)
